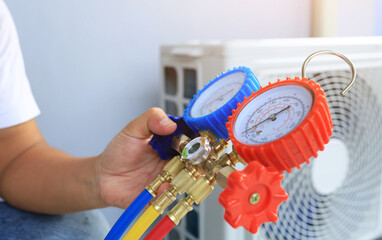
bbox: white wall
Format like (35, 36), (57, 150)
(337, 0), (377, 36)
(377, 0), (382, 35)
(3, 0), (378, 227)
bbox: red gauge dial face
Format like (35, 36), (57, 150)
(233, 84), (313, 145)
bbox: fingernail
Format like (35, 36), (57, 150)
(160, 118), (176, 128)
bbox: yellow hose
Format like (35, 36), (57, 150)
(122, 205), (160, 240)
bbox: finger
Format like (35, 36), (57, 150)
(156, 182), (172, 196)
(122, 107), (177, 139)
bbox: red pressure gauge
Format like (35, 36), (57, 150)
(219, 77), (332, 233)
(226, 77), (333, 173)
(219, 51), (356, 234)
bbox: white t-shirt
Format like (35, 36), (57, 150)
(0, 1), (39, 129)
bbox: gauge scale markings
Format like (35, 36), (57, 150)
(190, 72), (245, 118)
(244, 96), (305, 144)
(234, 84), (313, 145)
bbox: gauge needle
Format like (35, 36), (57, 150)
(268, 105), (291, 121)
(242, 105), (291, 134)
(205, 89), (234, 108)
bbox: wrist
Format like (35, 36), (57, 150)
(85, 154), (108, 209)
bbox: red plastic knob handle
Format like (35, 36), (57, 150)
(218, 161), (288, 233)
(226, 77), (333, 172)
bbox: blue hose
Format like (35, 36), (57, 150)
(104, 189), (153, 240)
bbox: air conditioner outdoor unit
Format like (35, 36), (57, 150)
(160, 37), (382, 240)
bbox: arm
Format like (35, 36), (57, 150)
(0, 108), (176, 214)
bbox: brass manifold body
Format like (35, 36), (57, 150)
(148, 130), (245, 225)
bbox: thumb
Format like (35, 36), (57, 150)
(121, 107), (177, 139)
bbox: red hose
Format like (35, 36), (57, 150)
(143, 215), (175, 240)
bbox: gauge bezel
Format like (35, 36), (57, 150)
(184, 66), (261, 139)
(227, 77), (333, 172)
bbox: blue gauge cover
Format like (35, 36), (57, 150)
(183, 66), (261, 139)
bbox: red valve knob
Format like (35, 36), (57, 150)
(218, 161), (288, 233)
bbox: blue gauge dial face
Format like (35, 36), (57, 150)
(234, 84), (313, 145)
(190, 72), (246, 118)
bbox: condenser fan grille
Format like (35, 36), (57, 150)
(256, 68), (382, 240)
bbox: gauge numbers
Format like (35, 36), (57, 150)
(190, 72), (245, 118)
(234, 85), (313, 145)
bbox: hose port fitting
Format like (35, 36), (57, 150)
(152, 188), (177, 214)
(171, 168), (196, 194)
(163, 156), (185, 178)
(187, 176), (214, 204)
(167, 198), (193, 225)
(146, 156), (185, 196)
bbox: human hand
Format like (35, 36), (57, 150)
(96, 108), (177, 208)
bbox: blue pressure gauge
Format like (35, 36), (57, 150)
(183, 66), (261, 139)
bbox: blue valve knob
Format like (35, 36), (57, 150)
(149, 115), (197, 160)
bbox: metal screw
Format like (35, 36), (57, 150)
(249, 193), (260, 204)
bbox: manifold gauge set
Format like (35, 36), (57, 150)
(105, 51), (356, 240)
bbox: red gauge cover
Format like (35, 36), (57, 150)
(226, 77), (333, 173)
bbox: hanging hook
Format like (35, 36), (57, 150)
(301, 50), (356, 96)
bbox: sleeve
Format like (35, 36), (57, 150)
(0, 1), (40, 129)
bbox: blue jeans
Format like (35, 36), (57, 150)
(0, 202), (109, 240)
